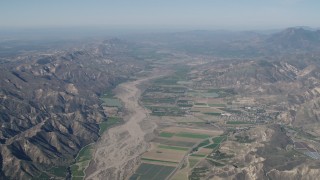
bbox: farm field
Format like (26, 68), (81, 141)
(99, 116), (123, 135)
(142, 143), (187, 163)
(101, 97), (122, 108)
(131, 65), (272, 179)
(153, 137), (196, 147)
(129, 163), (176, 180)
(163, 127), (223, 137)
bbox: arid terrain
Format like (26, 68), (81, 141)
(1, 27), (320, 180)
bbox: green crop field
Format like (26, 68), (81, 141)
(158, 145), (189, 151)
(204, 143), (219, 149)
(190, 154), (207, 157)
(204, 136), (226, 149)
(130, 163), (176, 180)
(194, 103), (207, 106)
(101, 98), (122, 108)
(212, 136), (226, 144)
(159, 132), (175, 138)
(99, 117), (122, 135)
(203, 112), (221, 116)
(76, 145), (93, 162)
(70, 164), (85, 177)
(176, 132), (210, 139)
(70, 144), (94, 179)
(197, 139), (210, 147)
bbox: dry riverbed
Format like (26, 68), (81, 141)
(85, 68), (166, 180)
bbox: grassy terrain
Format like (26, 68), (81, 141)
(197, 139), (210, 147)
(190, 154), (207, 157)
(33, 172), (51, 180)
(101, 98), (122, 108)
(189, 158), (200, 168)
(33, 166), (67, 179)
(158, 145), (189, 151)
(99, 117), (123, 135)
(194, 103), (207, 106)
(159, 132), (175, 138)
(176, 132), (210, 139)
(70, 144), (94, 179)
(204, 136), (226, 149)
(204, 143), (219, 149)
(212, 136), (226, 144)
(153, 138), (195, 147)
(76, 145), (93, 162)
(48, 166), (67, 177)
(203, 112), (221, 116)
(130, 163), (176, 180)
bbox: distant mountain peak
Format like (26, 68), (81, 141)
(266, 27), (320, 49)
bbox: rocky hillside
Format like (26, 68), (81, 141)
(0, 39), (144, 179)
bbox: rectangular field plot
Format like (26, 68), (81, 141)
(176, 132), (210, 139)
(101, 98), (122, 108)
(141, 158), (179, 164)
(142, 150), (185, 163)
(153, 138), (195, 147)
(148, 106), (185, 116)
(130, 163), (176, 180)
(159, 132), (175, 138)
(208, 104), (226, 107)
(158, 145), (189, 151)
(188, 91), (219, 98)
(203, 112), (221, 116)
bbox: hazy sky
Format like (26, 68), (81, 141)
(1, 0), (319, 30)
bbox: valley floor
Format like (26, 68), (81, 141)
(84, 67), (168, 180)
